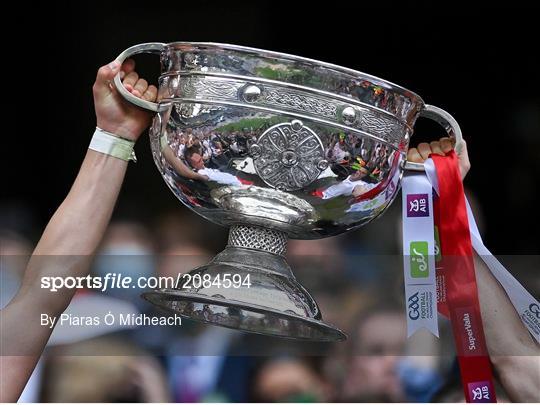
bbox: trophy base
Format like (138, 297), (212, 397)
(142, 225), (346, 341)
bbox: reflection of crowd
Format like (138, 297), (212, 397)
(163, 126), (255, 187)
(165, 126), (395, 204)
(161, 125), (401, 223)
(314, 133), (395, 203)
(162, 127), (262, 189)
(168, 127), (257, 172)
(337, 79), (395, 111)
(326, 132), (391, 184)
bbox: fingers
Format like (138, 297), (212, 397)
(119, 59), (135, 80)
(408, 136), (457, 163)
(407, 147), (423, 163)
(440, 137), (454, 153)
(93, 57), (156, 129)
(408, 136), (470, 179)
(121, 58), (136, 75)
(417, 142), (432, 160)
(133, 78), (148, 98)
(93, 59), (136, 100)
(430, 141), (444, 156)
(457, 139), (470, 179)
(115, 59), (155, 100)
(142, 85), (158, 102)
(123, 71), (139, 93)
(93, 60), (121, 97)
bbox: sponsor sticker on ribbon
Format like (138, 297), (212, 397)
(402, 173), (438, 337)
(468, 381), (494, 403)
(406, 193), (430, 217)
(410, 241), (429, 278)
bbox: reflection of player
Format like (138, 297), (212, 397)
(320, 167), (376, 200)
(346, 164), (400, 213)
(162, 139), (242, 186)
(328, 133), (351, 162)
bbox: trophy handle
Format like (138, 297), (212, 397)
(113, 42), (166, 112)
(404, 104), (464, 171)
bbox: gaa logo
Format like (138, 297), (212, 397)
(408, 292), (420, 320)
(529, 303), (540, 318)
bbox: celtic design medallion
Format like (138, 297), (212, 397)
(251, 120), (327, 191)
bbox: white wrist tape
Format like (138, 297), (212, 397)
(89, 127), (137, 162)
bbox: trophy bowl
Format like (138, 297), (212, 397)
(114, 42), (462, 341)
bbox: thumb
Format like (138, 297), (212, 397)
(457, 139), (471, 180)
(93, 60), (121, 96)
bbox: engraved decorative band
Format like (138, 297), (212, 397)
(160, 74), (406, 147)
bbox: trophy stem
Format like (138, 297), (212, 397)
(210, 225), (291, 278)
(228, 224), (288, 255)
(142, 223), (346, 341)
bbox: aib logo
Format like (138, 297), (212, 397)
(406, 194), (429, 217)
(410, 241), (429, 278)
(408, 292), (420, 320)
(468, 381), (492, 403)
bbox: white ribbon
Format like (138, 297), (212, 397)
(401, 172), (439, 337)
(424, 159), (540, 343)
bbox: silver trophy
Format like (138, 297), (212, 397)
(114, 42), (463, 341)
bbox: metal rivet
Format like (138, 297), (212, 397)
(341, 106), (357, 125)
(184, 53), (195, 64)
(281, 150), (298, 167)
(241, 85), (262, 102)
(250, 143), (262, 157)
(291, 120), (303, 131)
(317, 159), (329, 170)
(168, 76), (180, 97)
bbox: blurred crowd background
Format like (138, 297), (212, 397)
(2, 3), (539, 403)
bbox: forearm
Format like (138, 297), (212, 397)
(39, 149), (127, 253)
(475, 254), (540, 401)
(17, 149), (128, 311)
(0, 149), (130, 401)
(0, 57), (156, 403)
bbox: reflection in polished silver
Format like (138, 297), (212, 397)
(176, 74), (405, 146)
(240, 84), (262, 103)
(341, 106), (357, 125)
(115, 42), (464, 341)
(167, 76), (180, 97)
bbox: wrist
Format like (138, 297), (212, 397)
(95, 121), (141, 142)
(89, 127), (137, 162)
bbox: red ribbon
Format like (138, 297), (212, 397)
(434, 195), (450, 317)
(431, 151), (496, 403)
